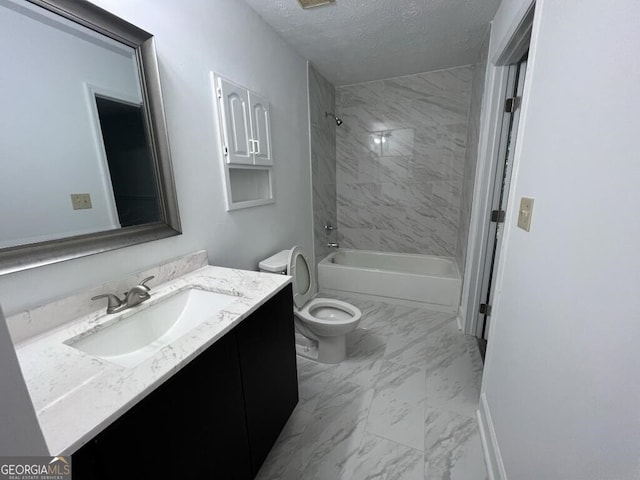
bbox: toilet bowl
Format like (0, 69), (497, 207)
(259, 246), (362, 364)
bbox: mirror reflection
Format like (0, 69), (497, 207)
(94, 96), (161, 227)
(0, 0), (161, 249)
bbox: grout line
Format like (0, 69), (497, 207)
(264, 296), (486, 478)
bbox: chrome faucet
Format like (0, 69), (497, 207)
(92, 276), (155, 314)
(327, 242), (340, 248)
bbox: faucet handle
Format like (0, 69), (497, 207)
(139, 276), (155, 290)
(91, 293), (123, 309)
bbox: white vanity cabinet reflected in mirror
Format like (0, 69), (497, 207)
(0, 0), (181, 274)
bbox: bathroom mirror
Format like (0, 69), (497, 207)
(0, 0), (181, 275)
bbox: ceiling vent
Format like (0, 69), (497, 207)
(297, 0), (335, 9)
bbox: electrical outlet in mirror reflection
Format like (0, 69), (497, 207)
(71, 193), (92, 210)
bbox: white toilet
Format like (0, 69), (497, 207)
(259, 246), (362, 364)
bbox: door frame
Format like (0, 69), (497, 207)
(461, 3), (536, 336)
(84, 83), (142, 230)
(476, 58), (527, 339)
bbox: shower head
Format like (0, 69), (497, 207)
(325, 112), (343, 126)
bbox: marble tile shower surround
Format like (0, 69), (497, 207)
(5, 251), (209, 344)
(456, 27), (491, 273)
(335, 67), (472, 257)
(309, 64), (337, 268)
(256, 294), (487, 479)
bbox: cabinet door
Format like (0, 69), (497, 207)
(217, 77), (253, 165)
(72, 332), (252, 480)
(249, 92), (273, 166)
(235, 286), (298, 475)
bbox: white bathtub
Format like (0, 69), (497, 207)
(318, 249), (461, 313)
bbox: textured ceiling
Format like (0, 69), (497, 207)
(243, 0), (501, 86)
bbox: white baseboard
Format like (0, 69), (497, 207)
(477, 393), (507, 480)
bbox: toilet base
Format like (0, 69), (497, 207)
(294, 332), (319, 360)
(295, 327), (346, 364)
(317, 334), (346, 364)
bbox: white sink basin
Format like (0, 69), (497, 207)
(66, 288), (238, 368)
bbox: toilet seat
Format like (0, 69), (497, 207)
(287, 247), (362, 337)
(295, 297), (362, 337)
(297, 297), (360, 324)
(305, 299), (355, 321)
(287, 246), (315, 309)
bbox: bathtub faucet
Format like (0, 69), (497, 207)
(327, 242), (340, 248)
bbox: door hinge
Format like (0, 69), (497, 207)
(490, 209), (506, 223)
(479, 303), (492, 316)
(504, 96), (520, 113)
(223, 146), (228, 156)
(217, 88), (222, 99)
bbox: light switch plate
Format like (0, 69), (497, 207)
(517, 197), (534, 231)
(71, 193), (92, 210)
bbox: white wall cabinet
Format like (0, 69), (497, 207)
(216, 76), (272, 166)
(249, 92), (273, 166)
(213, 73), (274, 211)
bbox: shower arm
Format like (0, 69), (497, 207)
(325, 112), (343, 126)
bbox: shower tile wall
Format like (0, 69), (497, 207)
(336, 67), (472, 257)
(309, 64), (337, 267)
(456, 28), (491, 273)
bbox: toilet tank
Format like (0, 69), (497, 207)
(258, 250), (290, 274)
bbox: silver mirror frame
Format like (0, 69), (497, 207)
(0, 0), (181, 276)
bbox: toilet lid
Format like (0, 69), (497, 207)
(287, 246), (315, 309)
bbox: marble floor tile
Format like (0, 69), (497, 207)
(255, 406), (313, 480)
(260, 295), (487, 479)
(367, 306), (432, 340)
(331, 332), (385, 389)
(343, 432), (425, 480)
(346, 327), (387, 359)
(289, 381), (375, 479)
(374, 359), (427, 402)
(296, 356), (337, 413)
(464, 335), (485, 386)
(424, 320), (470, 373)
(384, 331), (428, 367)
(425, 349), (482, 418)
(367, 393), (426, 451)
(366, 360), (427, 450)
(424, 407), (488, 480)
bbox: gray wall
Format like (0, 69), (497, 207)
(481, 0), (640, 477)
(0, 0), (313, 316)
(456, 28), (491, 272)
(308, 64), (337, 267)
(335, 67), (472, 257)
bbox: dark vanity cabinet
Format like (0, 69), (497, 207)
(236, 285), (299, 476)
(72, 285), (297, 479)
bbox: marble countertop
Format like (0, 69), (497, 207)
(14, 265), (291, 456)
